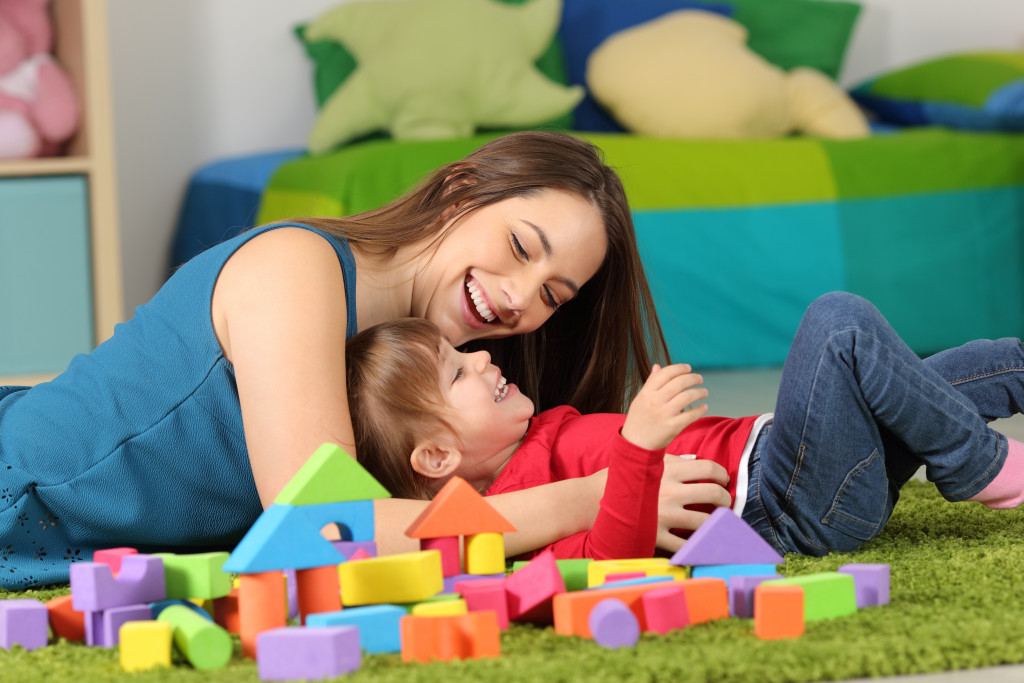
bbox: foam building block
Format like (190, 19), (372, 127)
(258, 626), (362, 681)
(0, 599), (48, 651)
(422, 536), (461, 577)
(754, 584), (805, 639)
(70, 555), (166, 612)
(590, 575), (675, 590)
(150, 599), (213, 621)
(839, 563), (891, 608)
(307, 605), (405, 654)
(505, 549), (566, 623)
(158, 604), (233, 670)
(641, 585), (690, 634)
(153, 551), (231, 600)
(303, 500), (375, 543)
(87, 604), (152, 647)
(465, 532), (505, 575)
(670, 507), (784, 566)
(692, 563), (780, 585)
(295, 564), (342, 624)
(604, 572), (646, 584)
(405, 476), (516, 539)
(339, 550), (443, 606)
(239, 571), (288, 659)
(729, 574), (780, 618)
(212, 588), (240, 634)
(588, 558), (687, 587)
(332, 540), (378, 559)
(554, 582), (664, 637)
(222, 504), (344, 574)
(46, 594), (85, 642)
(589, 598), (640, 649)
(460, 582), (511, 630)
(445, 572), (505, 594)
(93, 547), (138, 576)
(400, 611), (500, 663)
(119, 620), (173, 672)
(520, 558), (594, 592)
(412, 597), (468, 617)
(679, 578), (730, 624)
(274, 442), (391, 505)
(764, 572), (857, 621)
(284, 568), (299, 621)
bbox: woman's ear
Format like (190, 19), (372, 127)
(410, 442), (462, 481)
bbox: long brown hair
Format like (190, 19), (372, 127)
(345, 319), (454, 500)
(294, 131), (669, 413)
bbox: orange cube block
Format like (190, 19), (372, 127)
(754, 584), (805, 640)
(46, 594), (85, 642)
(679, 578), (729, 624)
(400, 611), (500, 663)
(552, 582), (666, 637)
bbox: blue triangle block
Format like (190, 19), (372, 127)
(223, 504), (344, 573)
(670, 507), (784, 566)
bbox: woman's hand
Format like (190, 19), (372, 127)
(656, 457), (731, 553)
(621, 364), (709, 450)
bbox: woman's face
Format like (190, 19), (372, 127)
(415, 188), (608, 347)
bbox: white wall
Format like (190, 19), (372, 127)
(105, 0), (1024, 316)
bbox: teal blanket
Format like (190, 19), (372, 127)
(260, 129), (1024, 368)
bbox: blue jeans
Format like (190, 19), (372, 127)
(742, 292), (1024, 556)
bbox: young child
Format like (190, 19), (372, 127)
(346, 292), (1024, 561)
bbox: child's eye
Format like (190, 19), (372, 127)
(511, 233), (528, 260)
(452, 367), (464, 384)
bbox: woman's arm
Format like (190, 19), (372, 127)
(213, 227), (357, 507)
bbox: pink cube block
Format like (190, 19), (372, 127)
(92, 547), (138, 576)
(505, 550), (566, 623)
(641, 585), (690, 634)
(462, 584), (511, 630)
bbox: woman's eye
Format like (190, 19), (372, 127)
(543, 286), (561, 310)
(511, 234), (528, 259)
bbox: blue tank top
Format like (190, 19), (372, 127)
(0, 223), (357, 589)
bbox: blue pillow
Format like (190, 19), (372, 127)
(559, 0), (734, 132)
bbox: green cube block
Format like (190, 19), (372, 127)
(764, 572), (856, 622)
(155, 552), (232, 601)
(512, 558), (592, 592)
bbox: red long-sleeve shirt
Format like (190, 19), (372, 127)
(485, 406), (759, 561)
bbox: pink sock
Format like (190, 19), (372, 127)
(969, 437), (1024, 509)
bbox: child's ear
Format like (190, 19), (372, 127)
(410, 442), (462, 481)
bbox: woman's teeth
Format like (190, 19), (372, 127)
(466, 280), (497, 323)
(494, 376), (509, 402)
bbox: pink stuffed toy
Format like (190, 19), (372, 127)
(0, 0), (78, 159)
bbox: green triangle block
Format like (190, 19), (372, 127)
(275, 442), (392, 505)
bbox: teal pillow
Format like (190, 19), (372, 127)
(852, 52), (1024, 130)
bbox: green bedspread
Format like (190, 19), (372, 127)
(259, 129), (1024, 368)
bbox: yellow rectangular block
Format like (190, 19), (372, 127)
(588, 558), (688, 587)
(464, 532), (505, 575)
(119, 620), (172, 672)
(340, 550), (443, 606)
(412, 598), (468, 617)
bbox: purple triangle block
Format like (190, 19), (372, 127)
(670, 507), (784, 566)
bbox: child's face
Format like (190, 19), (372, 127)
(415, 189), (607, 348)
(436, 339), (536, 480)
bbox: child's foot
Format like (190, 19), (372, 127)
(969, 437), (1024, 509)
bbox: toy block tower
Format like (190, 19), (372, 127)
(222, 442), (393, 656)
(404, 477), (516, 577)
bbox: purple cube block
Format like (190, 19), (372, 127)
(103, 604), (153, 647)
(257, 626), (361, 680)
(0, 599), (48, 651)
(729, 574), (780, 618)
(839, 563), (890, 607)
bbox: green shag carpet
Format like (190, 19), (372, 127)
(3, 480), (1024, 683)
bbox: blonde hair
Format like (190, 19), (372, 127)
(288, 131), (670, 416)
(345, 319), (456, 500)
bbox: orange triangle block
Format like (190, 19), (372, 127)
(405, 477), (516, 538)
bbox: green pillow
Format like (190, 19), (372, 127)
(732, 0), (862, 81)
(297, 0), (576, 152)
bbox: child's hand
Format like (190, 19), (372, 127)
(620, 364), (709, 451)
(655, 457), (731, 553)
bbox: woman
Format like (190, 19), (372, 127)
(0, 132), (730, 588)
